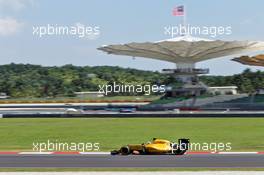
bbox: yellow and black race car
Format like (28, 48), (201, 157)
(111, 138), (190, 155)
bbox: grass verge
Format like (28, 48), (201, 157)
(0, 118), (263, 151)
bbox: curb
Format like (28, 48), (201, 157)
(0, 151), (263, 155)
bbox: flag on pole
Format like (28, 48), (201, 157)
(172, 5), (184, 16)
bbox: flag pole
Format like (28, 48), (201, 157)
(183, 5), (187, 36)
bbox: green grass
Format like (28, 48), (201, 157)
(0, 118), (264, 151)
(0, 95), (160, 103)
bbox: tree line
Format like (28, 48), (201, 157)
(0, 63), (263, 98)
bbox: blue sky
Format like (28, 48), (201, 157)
(0, 0), (264, 75)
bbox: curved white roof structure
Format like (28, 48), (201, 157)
(232, 55), (264, 67)
(98, 35), (264, 63)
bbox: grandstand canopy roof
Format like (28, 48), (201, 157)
(232, 55), (264, 67)
(98, 35), (264, 63)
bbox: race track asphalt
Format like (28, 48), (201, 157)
(0, 154), (263, 168)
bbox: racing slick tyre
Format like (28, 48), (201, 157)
(120, 146), (131, 155)
(172, 144), (187, 155)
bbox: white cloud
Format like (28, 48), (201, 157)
(0, 17), (23, 36)
(0, 0), (34, 11)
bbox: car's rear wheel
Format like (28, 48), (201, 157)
(172, 144), (187, 155)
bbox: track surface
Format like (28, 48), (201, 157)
(0, 154), (264, 168)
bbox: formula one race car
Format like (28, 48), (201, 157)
(111, 138), (190, 155)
